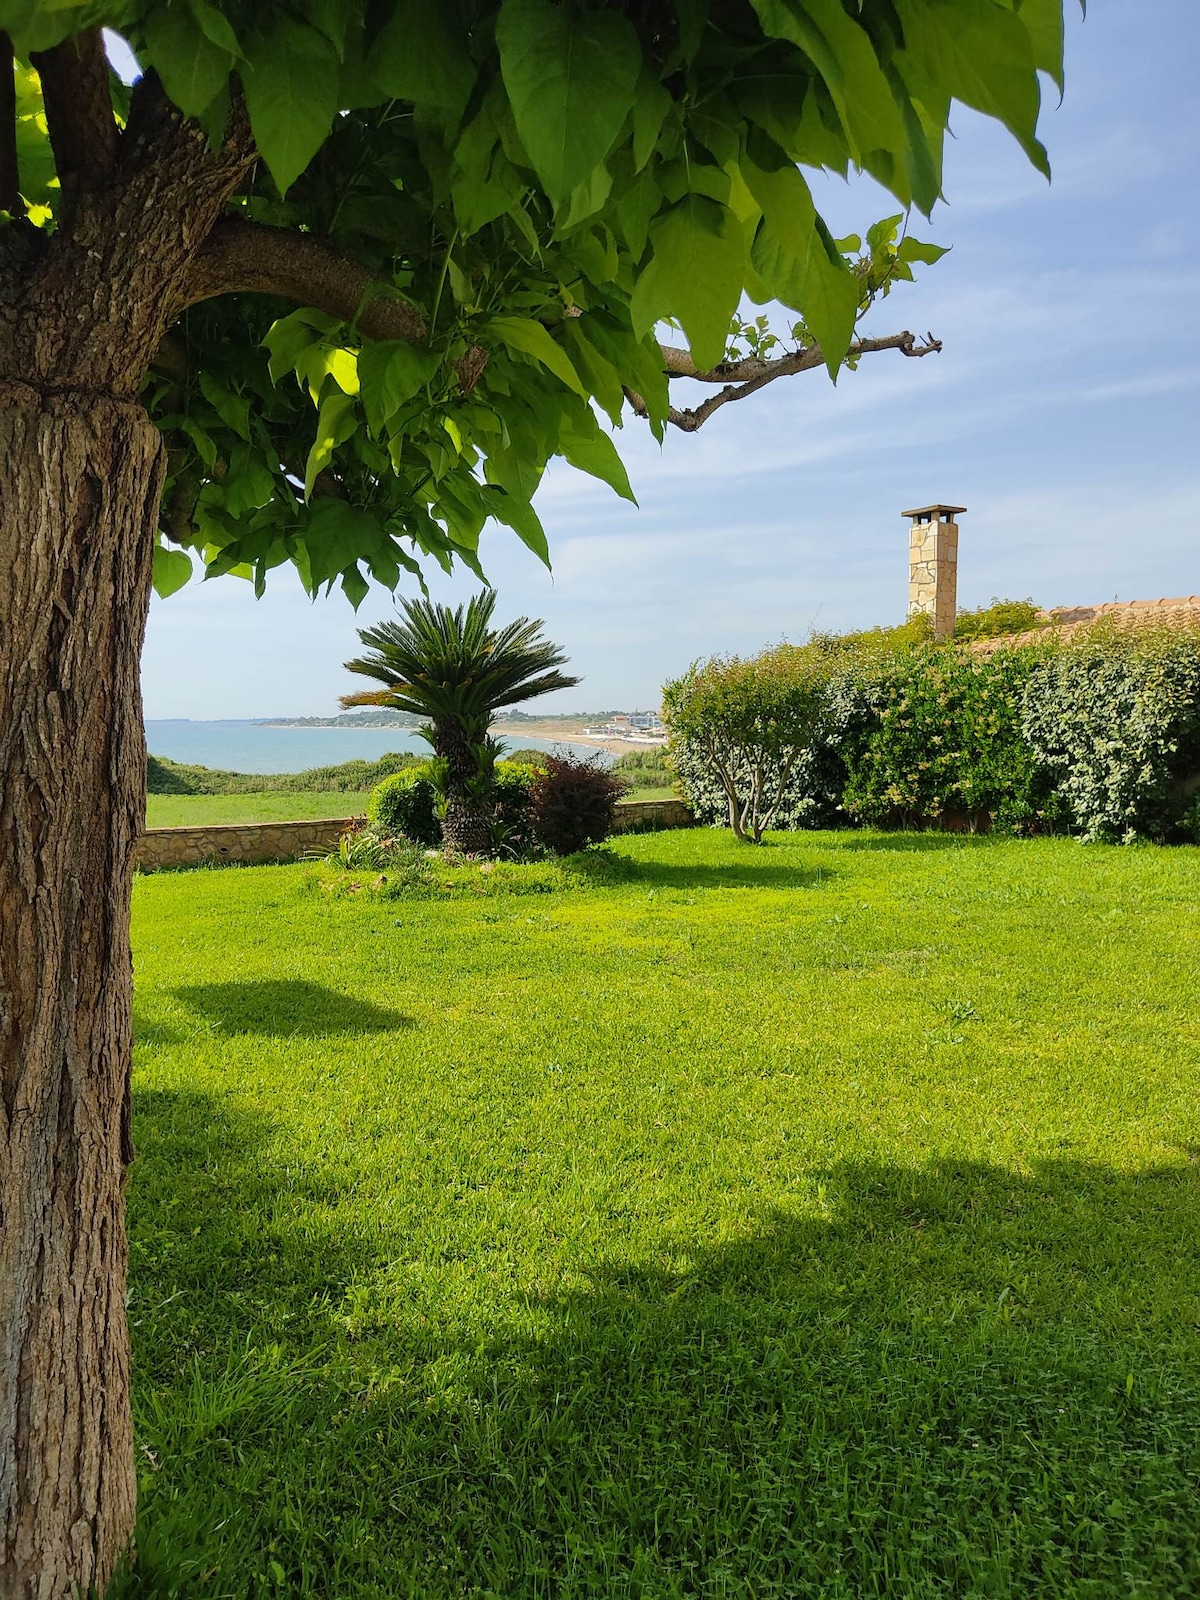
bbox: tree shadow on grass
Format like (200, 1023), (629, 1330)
(172, 979), (412, 1037)
(827, 831), (998, 853)
(575, 846), (832, 892)
(118, 1091), (1200, 1598)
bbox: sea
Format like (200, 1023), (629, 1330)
(145, 720), (608, 775)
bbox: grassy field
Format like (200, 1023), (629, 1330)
(123, 829), (1200, 1598)
(145, 792), (371, 827)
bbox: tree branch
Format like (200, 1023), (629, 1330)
(632, 330), (942, 432)
(180, 218), (429, 344)
(177, 217), (492, 394)
(28, 27), (115, 210)
(0, 32), (19, 216)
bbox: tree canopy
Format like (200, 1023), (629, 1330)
(2, 0), (1063, 609)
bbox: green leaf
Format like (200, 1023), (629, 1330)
(750, 214), (858, 376)
(613, 166), (660, 262)
(895, 0), (1048, 177)
(243, 20), (340, 195)
(303, 390), (358, 500)
(341, 564), (370, 609)
(301, 498), (383, 590)
(198, 373), (251, 440)
(631, 65), (672, 170)
(496, 0), (641, 208)
(740, 136), (818, 262)
(263, 308), (341, 384)
(485, 444), (544, 507)
(562, 321), (626, 427)
(866, 214), (904, 253)
(451, 94), (528, 235)
(579, 315), (671, 440)
(751, 0), (907, 173)
(0, 0), (85, 54)
(306, 0), (347, 59)
(1015, 0), (1066, 92)
(557, 162), (614, 235)
(732, 58), (815, 157)
(370, 0), (477, 119)
(897, 235), (949, 268)
(675, 0), (710, 61)
(175, 416), (218, 469)
(358, 341), (441, 434)
(221, 449), (277, 516)
(482, 485), (550, 566)
(630, 195), (745, 371)
(141, 3), (232, 120)
(485, 316), (587, 398)
(557, 408), (636, 503)
(188, 0), (242, 58)
(152, 543), (194, 599)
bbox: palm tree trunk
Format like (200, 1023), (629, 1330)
(442, 794), (495, 856)
(434, 725), (493, 856)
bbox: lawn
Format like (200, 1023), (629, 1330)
(144, 792), (370, 828)
(123, 829), (1200, 1598)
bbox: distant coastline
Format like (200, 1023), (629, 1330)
(256, 711), (420, 729)
(251, 709), (666, 754)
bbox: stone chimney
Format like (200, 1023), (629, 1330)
(904, 504), (966, 639)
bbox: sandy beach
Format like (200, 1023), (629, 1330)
(493, 719), (666, 756)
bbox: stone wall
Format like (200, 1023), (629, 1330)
(610, 797), (694, 833)
(135, 798), (694, 872)
(134, 816), (355, 872)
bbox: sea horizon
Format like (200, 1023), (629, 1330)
(145, 719), (611, 775)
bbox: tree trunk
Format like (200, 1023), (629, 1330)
(432, 725), (495, 858)
(442, 791), (495, 857)
(0, 389), (164, 1598)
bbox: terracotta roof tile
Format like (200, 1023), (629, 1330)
(969, 596), (1200, 653)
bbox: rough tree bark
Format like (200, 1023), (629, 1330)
(0, 393), (164, 1599)
(0, 45), (253, 1596)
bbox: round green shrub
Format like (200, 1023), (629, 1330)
(492, 760), (538, 852)
(368, 766), (441, 846)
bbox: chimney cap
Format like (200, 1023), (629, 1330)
(902, 503), (967, 520)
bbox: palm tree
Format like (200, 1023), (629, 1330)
(341, 592), (579, 855)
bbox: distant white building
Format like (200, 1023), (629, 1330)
(584, 710), (666, 743)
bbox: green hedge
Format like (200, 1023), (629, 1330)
(840, 645), (1066, 834)
(1022, 626), (1200, 843)
(668, 626), (1200, 844)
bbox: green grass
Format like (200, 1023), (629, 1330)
(621, 784), (675, 803)
(145, 792), (370, 828)
(123, 829), (1200, 1598)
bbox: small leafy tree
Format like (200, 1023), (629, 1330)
(663, 644), (830, 842)
(342, 592), (577, 854)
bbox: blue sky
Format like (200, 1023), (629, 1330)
(142, 2), (1200, 719)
